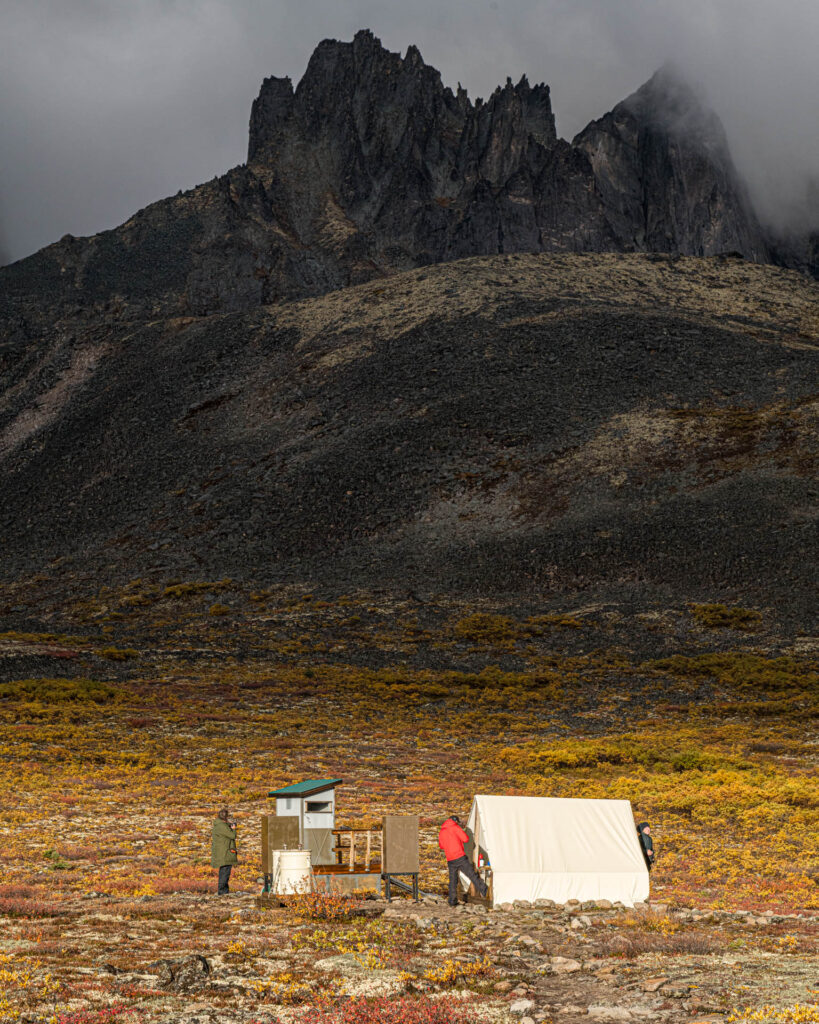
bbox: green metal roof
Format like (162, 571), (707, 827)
(268, 778), (342, 798)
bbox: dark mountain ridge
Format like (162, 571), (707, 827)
(1, 33), (817, 628)
(1, 252), (817, 625)
(2, 29), (809, 336)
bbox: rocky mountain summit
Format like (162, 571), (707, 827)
(572, 67), (766, 259)
(1, 32), (817, 623)
(1, 30), (806, 329)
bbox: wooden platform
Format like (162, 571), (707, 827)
(313, 861), (382, 875)
(313, 869), (382, 895)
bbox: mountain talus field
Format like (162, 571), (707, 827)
(2, 252), (817, 623)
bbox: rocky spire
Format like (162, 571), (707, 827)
(574, 64), (769, 259)
(248, 29), (557, 188)
(248, 76), (295, 162)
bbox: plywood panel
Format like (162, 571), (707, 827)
(382, 814), (419, 874)
(261, 814), (300, 872)
(305, 827), (335, 866)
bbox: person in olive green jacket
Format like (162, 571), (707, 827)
(211, 809), (238, 895)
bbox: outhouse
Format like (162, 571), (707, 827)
(268, 778), (341, 864)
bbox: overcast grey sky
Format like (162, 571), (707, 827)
(1, 0), (817, 265)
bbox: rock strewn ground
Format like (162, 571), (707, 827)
(5, 891), (816, 1024)
(1, 253), (817, 626)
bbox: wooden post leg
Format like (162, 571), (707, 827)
(365, 830), (371, 869)
(349, 831), (356, 872)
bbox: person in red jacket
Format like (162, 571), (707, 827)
(438, 814), (488, 907)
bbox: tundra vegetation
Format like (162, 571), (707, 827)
(0, 583), (815, 1023)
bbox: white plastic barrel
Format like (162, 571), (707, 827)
(274, 849), (312, 895)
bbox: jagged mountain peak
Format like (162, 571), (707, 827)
(295, 28), (450, 105)
(248, 29), (555, 167)
(574, 62), (765, 260)
(2, 30), (808, 330)
(249, 29), (463, 166)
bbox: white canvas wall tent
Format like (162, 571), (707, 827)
(466, 795), (649, 907)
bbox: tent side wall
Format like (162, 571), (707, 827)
(467, 795), (649, 907)
(490, 869), (648, 907)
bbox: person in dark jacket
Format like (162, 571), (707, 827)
(636, 821), (655, 871)
(211, 808), (238, 894)
(438, 814), (488, 907)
